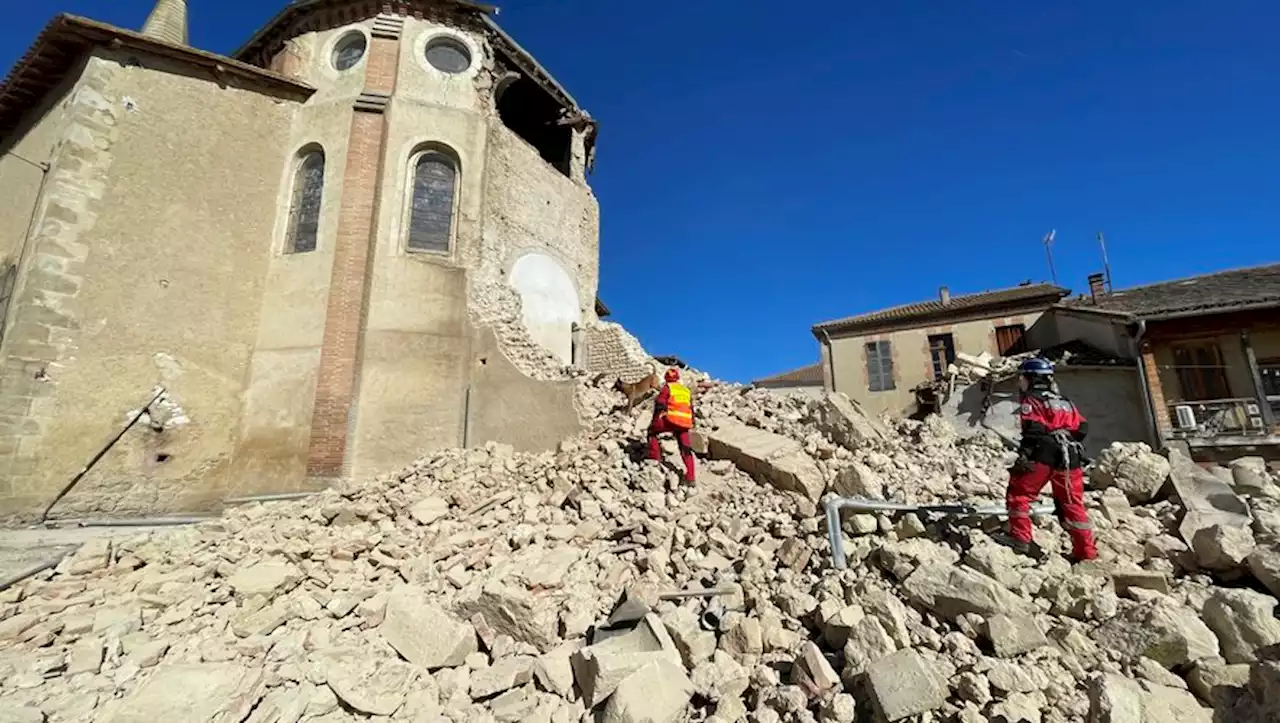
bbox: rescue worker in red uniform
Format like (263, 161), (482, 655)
(648, 368), (696, 483)
(997, 357), (1098, 562)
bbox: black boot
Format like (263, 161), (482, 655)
(989, 531), (1046, 561)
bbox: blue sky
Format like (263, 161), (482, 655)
(3, 1), (1278, 382)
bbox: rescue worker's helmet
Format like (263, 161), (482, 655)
(664, 368), (681, 383)
(1018, 357), (1055, 376)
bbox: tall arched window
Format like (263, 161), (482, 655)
(407, 150), (458, 253)
(286, 149), (325, 253)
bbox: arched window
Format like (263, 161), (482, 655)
(407, 150), (458, 253)
(286, 149), (325, 253)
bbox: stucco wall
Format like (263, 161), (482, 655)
(0, 52), (299, 518)
(943, 366), (1149, 456)
(829, 310), (1044, 417)
(1046, 309), (1135, 359)
(468, 328), (584, 451)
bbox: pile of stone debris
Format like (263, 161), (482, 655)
(2, 376), (1280, 723)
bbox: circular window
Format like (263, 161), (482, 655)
(332, 32), (367, 71)
(425, 37), (471, 74)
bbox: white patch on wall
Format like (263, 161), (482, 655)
(508, 252), (581, 365)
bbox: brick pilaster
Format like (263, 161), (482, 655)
(1141, 345), (1172, 440)
(305, 22), (401, 479)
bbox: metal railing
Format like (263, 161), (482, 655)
(1165, 397), (1273, 439)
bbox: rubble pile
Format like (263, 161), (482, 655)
(2, 377), (1280, 723)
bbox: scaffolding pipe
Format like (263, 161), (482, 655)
(825, 496), (1057, 570)
(41, 387), (167, 522)
(223, 492), (317, 505)
(0, 551), (72, 593)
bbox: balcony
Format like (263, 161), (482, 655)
(1166, 397), (1280, 445)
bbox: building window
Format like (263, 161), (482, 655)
(407, 150), (458, 253)
(425, 36), (471, 74)
(996, 324), (1028, 356)
(866, 340), (895, 392)
(1261, 358), (1280, 415)
(332, 32), (367, 71)
(928, 333), (956, 379)
(285, 149), (325, 253)
(1172, 343), (1231, 401)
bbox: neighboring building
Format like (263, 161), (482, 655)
(811, 283), (1069, 416)
(1060, 265), (1280, 460)
(0, 0), (617, 518)
(751, 362), (824, 398)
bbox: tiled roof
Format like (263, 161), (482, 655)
(0, 15), (313, 141)
(812, 283), (1069, 336)
(752, 362), (823, 387)
(1066, 263), (1280, 319)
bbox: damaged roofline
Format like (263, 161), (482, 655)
(479, 14), (581, 113)
(1054, 298), (1280, 323)
(810, 295), (1067, 340)
(231, 0), (497, 60)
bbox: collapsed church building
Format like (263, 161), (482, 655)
(0, 0), (650, 518)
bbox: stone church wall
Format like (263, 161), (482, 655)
(0, 52), (301, 519)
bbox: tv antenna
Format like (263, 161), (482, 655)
(1097, 231), (1113, 292)
(1042, 229), (1058, 285)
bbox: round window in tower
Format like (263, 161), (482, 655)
(332, 32), (367, 71)
(425, 37), (471, 74)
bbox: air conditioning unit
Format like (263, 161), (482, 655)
(1174, 405), (1197, 429)
(1251, 416), (1265, 429)
(1246, 403), (1261, 415)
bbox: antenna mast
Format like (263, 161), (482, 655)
(1042, 229), (1058, 285)
(1097, 231), (1113, 292)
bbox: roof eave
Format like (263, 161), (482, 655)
(1141, 299), (1280, 322)
(813, 290), (1070, 337)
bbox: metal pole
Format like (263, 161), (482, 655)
(464, 385), (473, 448)
(1242, 330), (1276, 428)
(1042, 230), (1058, 285)
(1097, 231), (1114, 293)
(0, 551), (71, 593)
(40, 387), (166, 522)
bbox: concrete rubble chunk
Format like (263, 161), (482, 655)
(0, 704), (45, 723)
(793, 641), (840, 695)
(456, 582), (559, 652)
(601, 658), (693, 723)
(571, 614), (681, 708)
(1093, 599), (1221, 669)
(1088, 673), (1144, 723)
(325, 657), (417, 717)
(986, 613), (1048, 658)
(1169, 448), (1253, 553)
(227, 559), (302, 599)
(865, 648), (948, 722)
(1230, 456), (1273, 495)
(1187, 659), (1251, 706)
(841, 616), (896, 679)
(99, 663), (266, 723)
(470, 655), (535, 699)
(534, 641), (582, 698)
(380, 585), (478, 670)
(1192, 523), (1256, 571)
(1249, 543), (1280, 598)
(65, 537), (112, 575)
(409, 495), (450, 525)
(1140, 683), (1214, 723)
(810, 392), (888, 449)
(705, 420), (826, 501)
(1202, 588), (1280, 664)
(1089, 442), (1171, 503)
(902, 563), (1031, 621)
(833, 461), (884, 500)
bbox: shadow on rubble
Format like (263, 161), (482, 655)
(1210, 643), (1280, 722)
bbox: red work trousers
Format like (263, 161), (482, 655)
(647, 417), (695, 482)
(1006, 462), (1097, 561)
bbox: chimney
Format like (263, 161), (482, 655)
(939, 286), (951, 306)
(1087, 273), (1106, 302)
(141, 0), (189, 46)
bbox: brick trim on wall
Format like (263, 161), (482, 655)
(1141, 343), (1173, 439)
(305, 32), (401, 479)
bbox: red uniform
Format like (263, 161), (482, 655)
(1006, 388), (1097, 561)
(648, 382), (696, 482)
